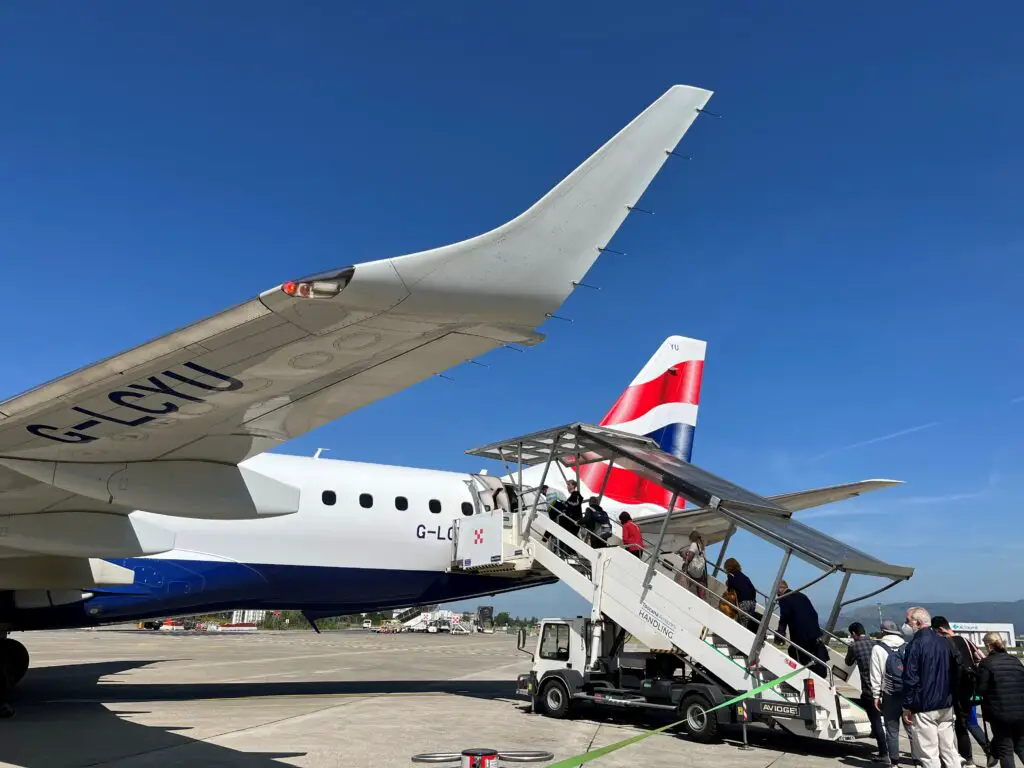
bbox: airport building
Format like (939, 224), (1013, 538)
(230, 609), (267, 625)
(950, 621), (1015, 648)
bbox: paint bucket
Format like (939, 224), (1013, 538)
(461, 749), (499, 767)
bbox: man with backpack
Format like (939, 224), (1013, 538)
(847, 622), (893, 762)
(933, 616), (996, 768)
(582, 497), (612, 548)
(872, 620), (916, 767)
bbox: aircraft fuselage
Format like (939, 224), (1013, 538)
(1, 453), (553, 631)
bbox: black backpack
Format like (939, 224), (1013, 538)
(589, 505), (612, 539)
(948, 636), (977, 699)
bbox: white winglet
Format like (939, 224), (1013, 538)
(343, 84), (714, 330)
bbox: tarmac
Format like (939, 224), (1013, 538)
(1, 628), (885, 767)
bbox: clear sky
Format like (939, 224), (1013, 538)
(2, 3), (1022, 620)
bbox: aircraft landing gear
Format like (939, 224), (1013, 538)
(1, 638), (29, 687)
(0, 634), (22, 719)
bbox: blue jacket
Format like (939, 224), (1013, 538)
(777, 590), (821, 647)
(727, 571), (756, 604)
(902, 628), (954, 713)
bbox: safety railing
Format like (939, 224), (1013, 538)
(637, 542), (838, 687)
(748, 585), (848, 647)
(744, 584), (858, 686)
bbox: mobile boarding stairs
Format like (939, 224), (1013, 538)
(452, 423), (914, 743)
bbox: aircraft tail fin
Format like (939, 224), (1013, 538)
(579, 336), (706, 510)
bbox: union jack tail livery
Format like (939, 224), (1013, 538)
(579, 336), (706, 512)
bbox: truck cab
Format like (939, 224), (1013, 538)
(516, 616), (816, 742)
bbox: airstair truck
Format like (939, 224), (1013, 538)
(454, 423), (914, 744)
(515, 615), (816, 741)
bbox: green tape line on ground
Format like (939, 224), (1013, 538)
(546, 666), (806, 768)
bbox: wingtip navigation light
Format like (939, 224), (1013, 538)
(281, 266), (355, 299)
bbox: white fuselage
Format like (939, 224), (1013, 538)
(8, 451), (665, 631)
(140, 453), (480, 572)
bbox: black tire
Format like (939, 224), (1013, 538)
(539, 679), (571, 719)
(2, 638), (29, 686)
(679, 692), (720, 743)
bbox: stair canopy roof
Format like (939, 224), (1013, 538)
(466, 422), (913, 582)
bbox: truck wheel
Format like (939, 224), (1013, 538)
(539, 679), (571, 719)
(679, 692), (719, 743)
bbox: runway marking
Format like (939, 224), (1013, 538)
(159, 642), (491, 672)
(449, 660), (527, 681)
(41, 691), (451, 704)
(211, 666), (354, 683)
(37, 661), (519, 705)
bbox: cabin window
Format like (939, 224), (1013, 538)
(429, 499), (442, 514)
(359, 493), (373, 509)
(539, 623), (570, 661)
(461, 502), (474, 516)
(322, 491), (336, 506)
(395, 496), (408, 511)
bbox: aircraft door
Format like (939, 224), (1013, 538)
(468, 475), (512, 520)
(461, 474), (527, 561)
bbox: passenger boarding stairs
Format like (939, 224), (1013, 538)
(393, 606), (424, 624)
(520, 512), (869, 741)
(451, 423), (894, 741)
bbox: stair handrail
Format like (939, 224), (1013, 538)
(747, 585), (855, 675)
(637, 543), (837, 687)
(750, 585), (846, 644)
(529, 513), (838, 688)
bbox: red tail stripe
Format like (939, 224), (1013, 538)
(600, 360), (704, 426)
(580, 463), (683, 510)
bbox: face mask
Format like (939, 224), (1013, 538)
(902, 622), (915, 638)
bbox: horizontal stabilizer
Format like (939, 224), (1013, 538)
(771, 479), (904, 511)
(637, 478), (904, 544)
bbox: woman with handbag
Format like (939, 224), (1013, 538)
(678, 530), (708, 599)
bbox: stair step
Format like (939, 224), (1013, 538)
(843, 720), (873, 737)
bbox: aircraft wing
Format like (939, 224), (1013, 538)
(0, 83), (713, 544)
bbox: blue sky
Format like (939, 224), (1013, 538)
(2, 3), (1022, 620)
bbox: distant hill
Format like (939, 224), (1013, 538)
(839, 600), (1024, 632)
